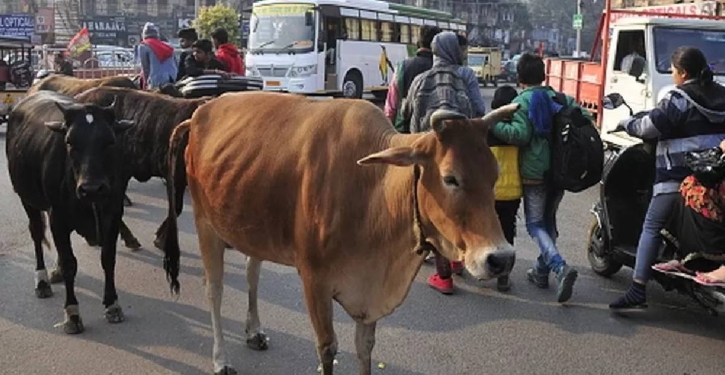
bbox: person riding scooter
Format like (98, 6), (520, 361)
(653, 139), (725, 286)
(610, 46), (725, 310)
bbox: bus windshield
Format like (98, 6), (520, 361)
(654, 27), (725, 75)
(249, 4), (315, 53)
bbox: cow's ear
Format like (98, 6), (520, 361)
(357, 147), (424, 167)
(44, 121), (68, 133)
(113, 119), (135, 134)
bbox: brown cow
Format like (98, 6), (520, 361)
(162, 92), (519, 375)
(27, 74), (137, 96)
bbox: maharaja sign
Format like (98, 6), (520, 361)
(81, 16), (127, 45)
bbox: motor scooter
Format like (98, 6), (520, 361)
(587, 93), (725, 315)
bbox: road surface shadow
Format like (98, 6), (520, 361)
(75, 238), (725, 342)
(0, 259), (424, 375)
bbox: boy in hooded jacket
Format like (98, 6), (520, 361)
(492, 53), (588, 303)
(212, 28), (244, 75)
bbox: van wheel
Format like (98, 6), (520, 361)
(587, 219), (622, 277)
(342, 71), (363, 99)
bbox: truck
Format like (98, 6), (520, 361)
(467, 46), (502, 87)
(544, 0), (725, 148)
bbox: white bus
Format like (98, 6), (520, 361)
(245, 0), (466, 98)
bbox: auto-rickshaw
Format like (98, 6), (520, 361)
(467, 46), (502, 87)
(0, 35), (33, 125)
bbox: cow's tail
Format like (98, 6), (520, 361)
(163, 120), (190, 295)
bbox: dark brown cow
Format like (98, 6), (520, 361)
(28, 74), (137, 96)
(162, 92), (519, 375)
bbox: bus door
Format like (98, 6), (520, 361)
(322, 16), (342, 90)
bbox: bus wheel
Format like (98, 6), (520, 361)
(342, 71), (363, 99)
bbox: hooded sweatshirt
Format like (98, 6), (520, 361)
(434, 32), (487, 116)
(216, 43), (244, 75)
(623, 79), (725, 195)
(138, 23), (178, 88)
(403, 32), (485, 132)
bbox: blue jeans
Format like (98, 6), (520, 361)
(523, 183), (566, 274)
(633, 192), (679, 282)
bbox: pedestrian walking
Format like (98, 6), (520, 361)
(487, 85), (523, 291)
(384, 25), (441, 132)
(491, 53), (586, 302)
(402, 31), (484, 294)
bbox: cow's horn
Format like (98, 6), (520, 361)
(430, 109), (466, 133)
(103, 96), (118, 111)
(480, 103), (520, 126)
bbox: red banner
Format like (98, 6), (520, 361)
(67, 27), (91, 57)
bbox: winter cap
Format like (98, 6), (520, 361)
(142, 22), (159, 39)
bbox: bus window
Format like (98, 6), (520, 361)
(380, 22), (393, 42)
(361, 19), (377, 41)
(400, 24), (410, 44)
(344, 18), (360, 40)
(411, 25), (421, 42)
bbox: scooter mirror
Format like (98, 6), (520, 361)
(603, 93), (625, 110)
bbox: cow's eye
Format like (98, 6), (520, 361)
(442, 175), (459, 187)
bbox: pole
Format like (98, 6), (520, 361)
(195, 0), (200, 18)
(597, 0), (612, 130)
(575, 0), (582, 57)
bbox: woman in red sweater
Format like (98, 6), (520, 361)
(212, 28), (244, 75)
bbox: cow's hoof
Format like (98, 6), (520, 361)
(63, 315), (84, 334)
(35, 281), (53, 299)
(49, 269), (64, 284)
(246, 333), (269, 351)
(104, 303), (125, 324)
(124, 237), (142, 251)
(214, 366), (237, 375)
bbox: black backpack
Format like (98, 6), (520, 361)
(549, 93), (604, 192)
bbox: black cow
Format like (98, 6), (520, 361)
(74, 87), (207, 248)
(42, 88), (206, 285)
(6, 91), (134, 333)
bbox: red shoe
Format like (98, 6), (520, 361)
(427, 274), (454, 294)
(450, 261), (464, 275)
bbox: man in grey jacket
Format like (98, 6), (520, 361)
(402, 31), (488, 294)
(403, 31), (486, 133)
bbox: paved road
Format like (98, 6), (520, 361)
(1, 87), (724, 375)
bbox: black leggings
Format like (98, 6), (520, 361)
(435, 199), (521, 278)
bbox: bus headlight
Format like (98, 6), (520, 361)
(288, 64), (317, 78)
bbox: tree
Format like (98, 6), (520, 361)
(194, 4), (241, 45)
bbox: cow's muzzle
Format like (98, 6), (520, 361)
(467, 244), (516, 280)
(77, 181), (110, 202)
